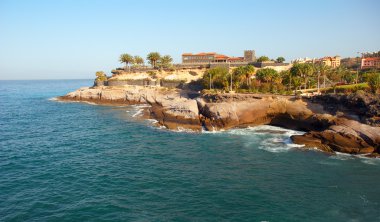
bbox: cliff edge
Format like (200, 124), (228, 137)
(59, 86), (380, 157)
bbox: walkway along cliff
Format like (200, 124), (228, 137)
(59, 85), (380, 158)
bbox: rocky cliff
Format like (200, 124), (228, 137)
(59, 86), (201, 131)
(59, 86), (380, 157)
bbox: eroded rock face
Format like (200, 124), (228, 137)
(313, 92), (380, 126)
(59, 86), (201, 131)
(291, 119), (380, 155)
(60, 87), (380, 156)
(198, 96), (333, 132)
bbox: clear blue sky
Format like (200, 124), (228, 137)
(0, 0), (379, 80)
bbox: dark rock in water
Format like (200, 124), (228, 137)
(291, 135), (334, 153)
(291, 118), (380, 155)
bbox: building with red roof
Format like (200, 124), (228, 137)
(182, 50), (255, 64)
(361, 57), (380, 69)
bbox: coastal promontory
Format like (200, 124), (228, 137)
(59, 82), (380, 157)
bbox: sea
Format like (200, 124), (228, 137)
(0, 80), (379, 222)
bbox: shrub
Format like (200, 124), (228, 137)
(95, 71), (107, 81)
(367, 72), (380, 93)
(147, 71), (157, 78)
(259, 83), (271, 93)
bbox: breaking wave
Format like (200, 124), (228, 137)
(220, 125), (305, 153)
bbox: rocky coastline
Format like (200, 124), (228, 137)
(58, 85), (380, 157)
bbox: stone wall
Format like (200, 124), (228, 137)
(251, 62), (290, 68)
(107, 79), (159, 87)
(160, 80), (184, 89)
(106, 79), (184, 89)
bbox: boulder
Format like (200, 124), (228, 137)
(291, 134), (334, 153)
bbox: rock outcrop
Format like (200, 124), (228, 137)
(291, 118), (380, 155)
(312, 91), (380, 126)
(59, 86), (201, 130)
(59, 86), (380, 157)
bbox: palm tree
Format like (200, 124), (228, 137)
(159, 55), (173, 68)
(119, 53), (134, 72)
(133, 56), (144, 67)
(280, 70), (292, 91)
(256, 68), (277, 83)
(315, 63), (330, 89)
(290, 63), (313, 90)
(244, 65), (255, 86)
(203, 67), (229, 90)
(146, 52), (161, 68)
(232, 66), (247, 90)
(292, 76), (302, 96)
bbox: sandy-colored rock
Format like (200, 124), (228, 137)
(59, 87), (380, 156)
(291, 135), (334, 153)
(101, 89), (126, 101)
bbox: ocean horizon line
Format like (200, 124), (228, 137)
(0, 78), (92, 81)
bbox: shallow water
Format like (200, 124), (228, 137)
(0, 80), (379, 221)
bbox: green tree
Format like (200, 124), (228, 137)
(146, 52), (161, 68)
(290, 63), (313, 89)
(292, 76), (302, 95)
(232, 66), (246, 90)
(158, 55), (173, 68)
(367, 72), (380, 93)
(95, 71), (107, 81)
(280, 70), (292, 90)
(276, 57), (285, 63)
(329, 66), (348, 83)
(133, 56), (144, 67)
(244, 65), (255, 86)
(256, 68), (278, 83)
(229, 65), (256, 90)
(203, 67), (229, 90)
(342, 71), (356, 84)
(313, 63), (330, 90)
(257, 56), (270, 62)
(119, 53), (134, 71)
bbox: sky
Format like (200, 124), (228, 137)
(0, 0), (379, 80)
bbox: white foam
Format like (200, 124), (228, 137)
(176, 127), (197, 133)
(48, 97), (58, 101)
(132, 109), (144, 117)
(226, 125), (304, 137)
(328, 152), (380, 165)
(131, 104), (151, 108)
(360, 158), (380, 165)
(215, 125), (306, 153)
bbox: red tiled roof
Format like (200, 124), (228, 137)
(362, 57), (380, 61)
(182, 52), (216, 56)
(215, 54), (229, 59)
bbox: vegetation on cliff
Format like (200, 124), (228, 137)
(95, 71), (107, 82)
(201, 62), (379, 95)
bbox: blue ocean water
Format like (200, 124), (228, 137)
(0, 80), (379, 222)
